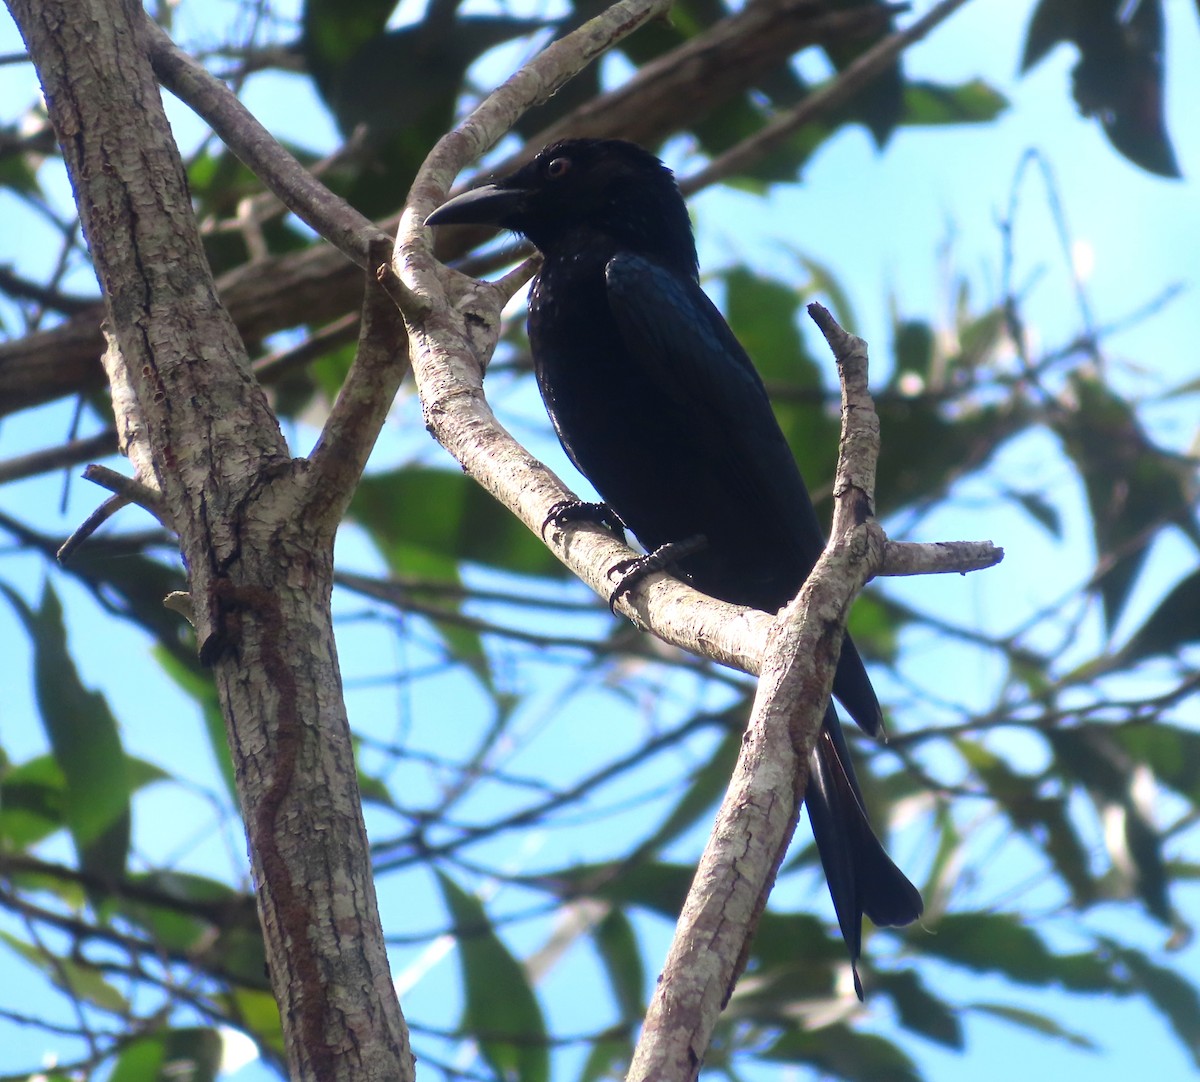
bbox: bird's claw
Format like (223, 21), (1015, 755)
(606, 534), (707, 612)
(541, 499), (626, 541)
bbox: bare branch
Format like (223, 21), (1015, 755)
(401, 0), (677, 227)
(0, 0), (958, 422)
(629, 303), (890, 1081)
(399, 5), (1003, 690)
(684, 0), (976, 191)
(97, 328), (163, 513)
(56, 464), (168, 563)
(252, 312), (360, 382)
(882, 538), (1004, 575)
(304, 238), (411, 529)
(141, 14), (386, 269)
(533, 0), (902, 155)
(0, 430), (117, 486)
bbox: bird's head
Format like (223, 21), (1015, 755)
(426, 139), (698, 277)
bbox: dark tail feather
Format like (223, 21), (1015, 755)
(833, 633), (884, 738)
(805, 708), (923, 999)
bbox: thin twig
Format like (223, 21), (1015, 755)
(0, 430), (117, 485)
(56, 464), (169, 562)
(683, 0), (976, 192)
(304, 237), (412, 531)
(141, 14), (391, 273)
(253, 312), (360, 382)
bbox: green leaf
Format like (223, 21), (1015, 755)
(1022, 1), (1179, 176)
(1003, 486), (1064, 538)
(1078, 0), (1179, 176)
(0, 125), (42, 195)
(108, 1028), (223, 1082)
(922, 912), (1060, 981)
(303, 0), (397, 80)
(1021, 0), (1077, 71)
(216, 988), (285, 1058)
(547, 861), (695, 921)
(0, 931), (129, 1012)
(1054, 372), (1194, 631)
(1110, 944), (1200, 1068)
(352, 467), (565, 581)
(1, 582), (131, 882)
(59, 541), (192, 661)
(955, 739), (1095, 906)
(437, 871), (548, 1082)
(763, 1023), (920, 1081)
(356, 765), (399, 810)
(1121, 570), (1200, 664)
(1049, 727), (1173, 924)
(0, 754), (66, 849)
(875, 396), (1027, 517)
(877, 969), (963, 1049)
(591, 909), (644, 1020)
(1114, 723), (1200, 802)
(952, 306), (1006, 370)
(730, 910), (843, 1002)
(154, 646), (237, 802)
(691, 95), (771, 162)
(308, 337), (358, 407)
(106, 1033), (166, 1082)
(351, 466), (568, 691)
(300, 2), (544, 215)
(846, 591), (902, 667)
(796, 253), (859, 333)
(577, 1034), (631, 1082)
(901, 79), (1009, 125)
(720, 267), (816, 385)
(968, 1002), (1097, 1050)
(719, 266), (841, 493)
(891, 320), (934, 383)
(822, 11), (904, 147)
(116, 872), (258, 963)
(915, 912), (1110, 989)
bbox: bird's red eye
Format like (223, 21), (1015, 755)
(545, 157), (571, 179)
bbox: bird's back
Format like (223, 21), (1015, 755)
(530, 235), (828, 614)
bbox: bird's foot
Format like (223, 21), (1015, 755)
(607, 535), (707, 611)
(541, 499), (626, 541)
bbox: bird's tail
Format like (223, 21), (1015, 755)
(804, 708), (923, 999)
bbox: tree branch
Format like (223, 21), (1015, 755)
(0, 0), (934, 422)
(8, 2), (415, 1079)
(400, 35), (1001, 686)
(684, 0), (976, 191)
(0, 430), (117, 486)
(142, 14), (386, 269)
(626, 303), (888, 1079)
(397, 9), (1001, 1064)
(303, 238), (411, 530)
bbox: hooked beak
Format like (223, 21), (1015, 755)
(425, 183), (527, 229)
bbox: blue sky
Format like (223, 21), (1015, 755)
(1, 0), (1198, 1079)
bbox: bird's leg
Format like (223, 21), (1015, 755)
(542, 498), (627, 541)
(607, 535), (708, 611)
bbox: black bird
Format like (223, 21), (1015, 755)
(427, 138), (922, 996)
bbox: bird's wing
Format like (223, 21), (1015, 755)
(604, 252), (824, 543)
(606, 251), (883, 735)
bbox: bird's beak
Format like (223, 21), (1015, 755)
(425, 183), (526, 228)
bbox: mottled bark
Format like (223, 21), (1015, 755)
(5, 1), (414, 1078)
